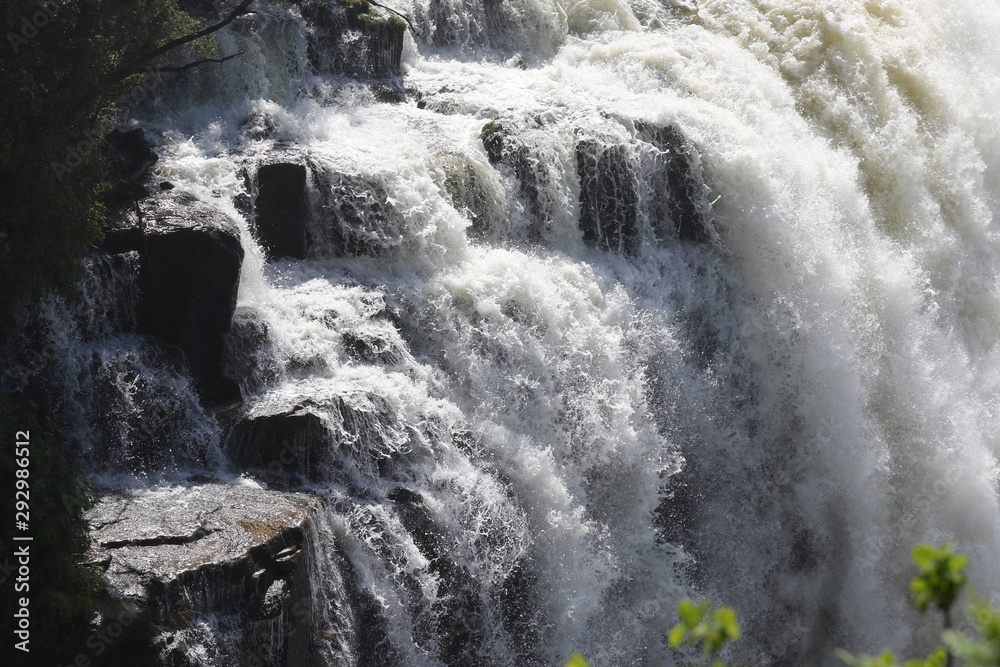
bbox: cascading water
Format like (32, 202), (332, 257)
(22, 0), (1000, 664)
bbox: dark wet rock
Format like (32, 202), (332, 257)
(388, 487), (490, 666)
(495, 559), (545, 665)
(84, 484), (327, 667)
(106, 128), (158, 205)
(576, 140), (640, 256)
(72, 251), (141, 337)
(480, 118), (546, 239)
(223, 306), (279, 398)
(84, 342), (217, 473)
(241, 109), (279, 141)
(296, 0), (406, 79)
(307, 168), (402, 258)
(225, 390), (404, 484)
(437, 153), (494, 237)
(225, 403), (329, 481)
(342, 329), (404, 365)
(252, 161), (309, 259)
(480, 119), (510, 166)
(103, 191), (244, 405)
(637, 122), (710, 243)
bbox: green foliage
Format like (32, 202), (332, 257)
(669, 598), (741, 665)
(836, 648), (947, 667)
(942, 596), (1000, 666)
(836, 543), (1000, 667)
(0, 0), (212, 321)
(836, 649), (905, 667)
(911, 543), (967, 615)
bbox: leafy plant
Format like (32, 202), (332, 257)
(911, 543), (967, 623)
(838, 542), (989, 667)
(0, 395), (99, 660)
(668, 598), (741, 666)
(836, 647), (947, 667)
(942, 595), (1000, 666)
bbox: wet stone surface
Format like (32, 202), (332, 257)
(85, 483), (323, 666)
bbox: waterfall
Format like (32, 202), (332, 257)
(24, 0), (1000, 664)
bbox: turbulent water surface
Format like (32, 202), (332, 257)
(22, 0), (1000, 664)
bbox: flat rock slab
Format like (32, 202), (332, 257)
(88, 482), (317, 597)
(83, 483), (323, 666)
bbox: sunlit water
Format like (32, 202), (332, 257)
(20, 0), (1000, 664)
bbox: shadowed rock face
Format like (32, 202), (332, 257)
(637, 122), (710, 244)
(106, 128), (159, 205)
(104, 191), (244, 405)
(223, 390), (401, 485)
(225, 404), (330, 482)
(576, 140), (640, 256)
(223, 306), (280, 399)
(295, 0), (406, 79)
(307, 168), (403, 258)
(253, 162), (309, 260)
(84, 484), (334, 667)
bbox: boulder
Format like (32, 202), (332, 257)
(436, 152), (499, 239)
(638, 122), (709, 244)
(224, 390), (403, 484)
(104, 191), (244, 405)
(576, 140), (640, 256)
(82, 484), (343, 666)
(252, 162), (309, 259)
(223, 306), (279, 398)
(307, 169), (403, 258)
(341, 329), (404, 365)
(106, 128), (158, 205)
(480, 118), (547, 240)
(225, 403), (330, 482)
(296, 0), (406, 79)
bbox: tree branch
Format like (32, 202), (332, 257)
(368, 0), (418, 36)
(149, 52), (244, 74)
(111, 0), (255, 83)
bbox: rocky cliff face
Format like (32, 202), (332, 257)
(25, 0), (723, 663)
(43, 2), (419, 663)
(81, 484), (351, 667)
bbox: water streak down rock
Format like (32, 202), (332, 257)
(297, 0), (406, 79)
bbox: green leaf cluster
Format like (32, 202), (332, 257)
(911, 543), (968, 614)
(836, 542), (1000, 667)
(836, 647), (947, 667)
(668, 598), (741, 665)
(941, 595), (1000, 666)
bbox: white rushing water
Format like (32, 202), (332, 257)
(89, 0), (1000, 663)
